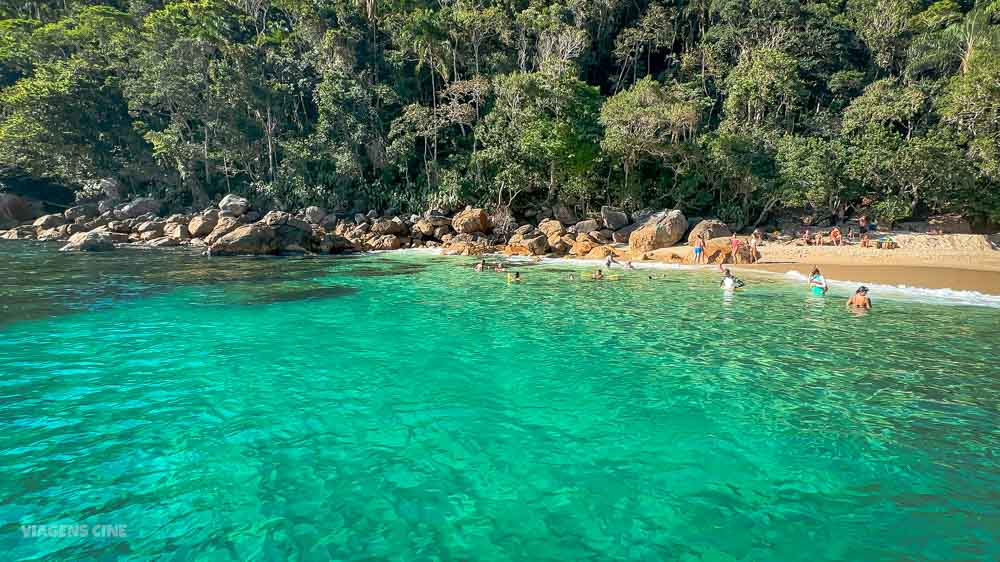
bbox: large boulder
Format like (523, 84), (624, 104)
(262, 210), (313, 252)
(164, 222), (190, 240)
(0, 193), (43, 228)
(218, 194), (250, 216)
(60, 231), (115, 252)
(188, 212), (219, 237)
(303, 206), (326, 224)
(433, 225), (452, 240)
(203, 216), (241, 245)
(64, 204), (98, 222)
(574, 218), (601, 234)
(33, 214), (67, 229)
(628, 210), (687, 254)
(537, 218), (565, 238)
(208, 224), (278, 256)
(135, 220), (165, 236)
(370, 218), (407, 236)
(601, 206), (630, 231)
(552, 203), (578, 225)
(118, 198), (161, 219)
(368, 234), (402, 251)
(452, 207), (490, 234)
(412, 219), (436, 237)
(687, 219), (731, 244)
(1, 225), (37, 240)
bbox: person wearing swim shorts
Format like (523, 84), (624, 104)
(693, 235), (705, 264)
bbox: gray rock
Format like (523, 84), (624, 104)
(64, 205), (98, 222)
(33, 214), (67, 229)
(218, 194), (250, 216)
(601, 206), (630, 230)
(61, 231), (115, 252)
(118, 198), (162, 219)
(303, 206), (326, 224)
(574, 218), (601, 234)
(553, 203), (578, 225)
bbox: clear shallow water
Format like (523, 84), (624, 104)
(2, 242), (999, 561)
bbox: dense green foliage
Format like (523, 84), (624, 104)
(1, 0), (999, 225)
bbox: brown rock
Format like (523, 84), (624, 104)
(452, 207), (490, 234)
(687, 219), (731, 244)
(628, 210), (686, 254)
(208, 224), (278, 256)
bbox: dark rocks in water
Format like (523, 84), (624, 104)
(241, 284), (359, 305)
(61, 231), (115, 252)
(33, 214), (66, 229)
(208, 224), (279, 256)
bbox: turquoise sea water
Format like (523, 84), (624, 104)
(2, 242), (999, 561)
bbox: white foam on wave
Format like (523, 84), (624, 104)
(434, 250), (1000, 308)
(776, 270), (1000, 309)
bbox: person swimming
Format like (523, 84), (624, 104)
(508, 271), (522, 284)
(847, 286), (872, 309)
(809, 267), (828, 295)
(494, 263), (507, 272)
(592, 269), (605, 280)
(720, 268), (745, 290)
(474, 259), (487, 272)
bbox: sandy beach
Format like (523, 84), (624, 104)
(739, 234), (1000, 295)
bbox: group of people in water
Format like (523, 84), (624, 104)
(473, 257), (873, 310)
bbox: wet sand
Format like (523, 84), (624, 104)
(739, 263), (1000, 295)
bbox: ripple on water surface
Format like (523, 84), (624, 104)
(1, 244), (999, 560)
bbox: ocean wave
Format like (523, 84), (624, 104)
(778, 270), (1000, 308)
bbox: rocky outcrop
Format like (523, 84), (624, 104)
(537, 218), (565, 238)
(368, 234), (402, 251)
(208, 224), (278, 256)
(628, 209), (686, 254)
(0, 193), (43, 228)
(164, 222), (190, 240)
(64, 204), (98, 222)
(60, 231), (115, 252)
(452, 207), (490, 234)
(203, 217), (242, 245)
(303, 206), (326, 224)
(218, 194), (250, 216)
(188, 212), (219, 237)
(688, 219), (730, 244)
(552, 203), (578, 225)
(33, 214), (67, 229)
(574, 218), (601, 234)
(601, 206), (630, 230)
(263, 210), (313, 252)
(117, 198), (161, 219)
(370, 218), (407, 236)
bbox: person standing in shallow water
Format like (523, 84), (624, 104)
(847, 286), (872, 309)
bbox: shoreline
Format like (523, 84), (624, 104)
(738, 263), (1000, 296)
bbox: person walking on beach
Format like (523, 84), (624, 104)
(748, 235), (759, 263)
(847, 286), (872, 309)
(693, 235), (705, 264)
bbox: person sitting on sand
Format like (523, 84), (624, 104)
(474, 259), (487, 272)
(848, 226), (857, 242)
(860, 233), (871, 248)
(813, 231), (824, 246)
(592, 269), (605, 280)
(801, 228), (812, 245)
(847, 286), (872, 309)
(693, 235), (706, 264)
(809, 267), (829, 295)
(720, 268), (745, 290)
(830, 227), (842, 246)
